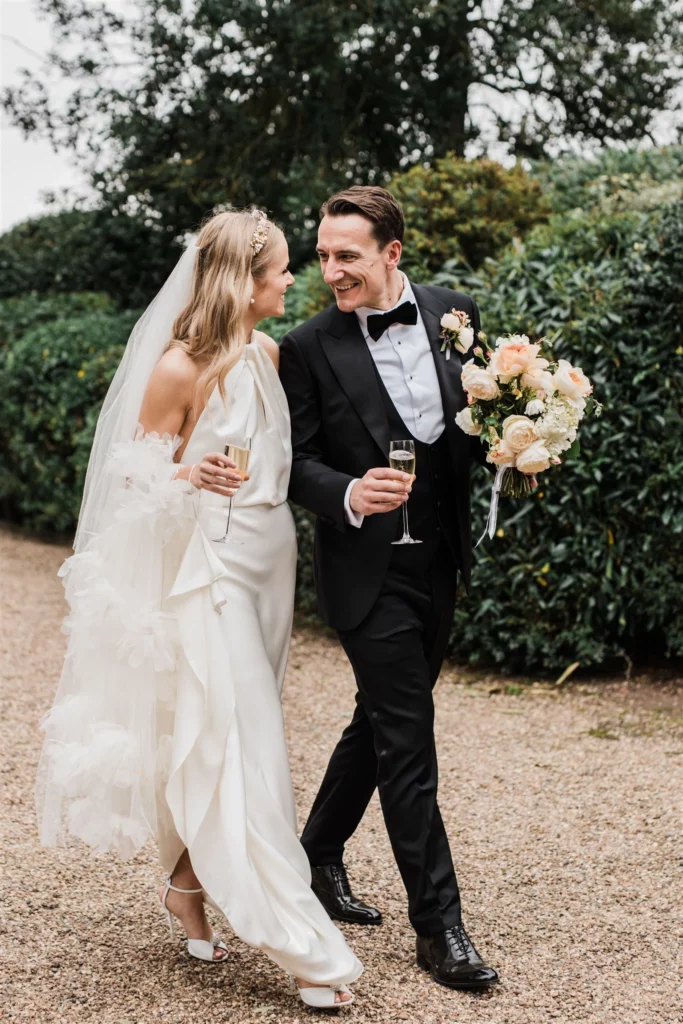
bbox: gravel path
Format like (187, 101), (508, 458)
(1, 529), (682, 1024)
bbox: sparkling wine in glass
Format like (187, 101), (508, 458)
(389, 439), (421, 546)
(214, 438), (251, 544)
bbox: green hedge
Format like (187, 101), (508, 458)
(435, 200), (683, 671)
(0, 299), (138, 531)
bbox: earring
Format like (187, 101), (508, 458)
(250, 298), (255, 304)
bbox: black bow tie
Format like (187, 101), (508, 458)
(366, 300), (418, 342)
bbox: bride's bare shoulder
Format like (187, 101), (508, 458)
(146, 346), (199, 404)
(156, 345), (200, 382)
(252, 330), (280, 369)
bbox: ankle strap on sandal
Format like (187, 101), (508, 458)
(165, 877), (203, 894)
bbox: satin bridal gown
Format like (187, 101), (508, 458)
(37, 338), (363, 987)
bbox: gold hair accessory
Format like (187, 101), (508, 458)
(250, 209), (270, 255)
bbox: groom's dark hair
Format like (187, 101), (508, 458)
(320, 186), (404, 249)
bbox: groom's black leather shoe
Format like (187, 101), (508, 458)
(416, 925), (498, 990)
(311, 865), (382, 925)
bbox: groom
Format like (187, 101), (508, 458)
(278, 186), (497, 991)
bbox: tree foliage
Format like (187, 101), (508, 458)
(0, 209), (180, 308)
(4, 0), (681, 265)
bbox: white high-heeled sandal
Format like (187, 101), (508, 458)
(160, 877), (229, 963)
(288, 975), (355, 1009)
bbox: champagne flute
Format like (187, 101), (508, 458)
(389, 439), (421, 545)
(214, 437), (251, 544)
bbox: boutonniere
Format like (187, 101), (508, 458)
(439, 309), (476, 360)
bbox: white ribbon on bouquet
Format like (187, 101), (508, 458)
(475, 465), (509, 547)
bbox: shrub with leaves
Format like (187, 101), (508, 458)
(436, 201), (683, 672)
(389, 154), (549, 280)
(0, 305), (138, 531)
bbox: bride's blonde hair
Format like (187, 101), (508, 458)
(171, 208), (284, 407)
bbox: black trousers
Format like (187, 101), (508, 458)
(301, 540), (461, 936)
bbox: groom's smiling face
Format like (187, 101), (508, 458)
(317, 213), (402, 312)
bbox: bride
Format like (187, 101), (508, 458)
(36, 209), (362, 1008)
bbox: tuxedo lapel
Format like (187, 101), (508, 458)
(412, 284), (469, 458)
(318, 307), (391, 460)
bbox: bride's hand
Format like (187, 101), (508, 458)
(192, 453), (248, 497)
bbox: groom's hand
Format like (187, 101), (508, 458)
(349, 468), (412, 516)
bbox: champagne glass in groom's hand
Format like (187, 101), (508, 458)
(389, 440), (421, 545)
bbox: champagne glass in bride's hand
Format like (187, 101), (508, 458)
(389, 439), (421, 546)
(214, 437), (251, 543)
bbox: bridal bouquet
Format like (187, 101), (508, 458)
(451, 331), (600, 539)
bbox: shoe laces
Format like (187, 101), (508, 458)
(444, 925), (470, 960)
(329, 865), (352, 897)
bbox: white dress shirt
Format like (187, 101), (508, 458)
(344, 275), (445, 527)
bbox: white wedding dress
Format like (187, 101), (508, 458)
(37, 338), (363, 987)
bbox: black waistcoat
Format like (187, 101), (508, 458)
(372, 364), (460, 571)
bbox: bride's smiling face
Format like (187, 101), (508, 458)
(251, 235), (295, 319)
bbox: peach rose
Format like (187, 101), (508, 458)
(553, 359), (593, 403)
(516, 440), (551, 475)
(489, 338), (548, 382)
(502, 415), (537, 453)
(461, 360), (500, 401)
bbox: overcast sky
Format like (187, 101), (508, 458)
(0, 0), (91, 232)
(2, 0), (682, 235)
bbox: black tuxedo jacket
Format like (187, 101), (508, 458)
(279, 284), (486, 631)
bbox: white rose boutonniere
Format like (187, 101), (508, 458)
(440, 308), (476, 359)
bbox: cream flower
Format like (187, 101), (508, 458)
(455, 407), (482, 436)
(522, 367), (555, 396)
(489, 339), (549, 382)
(516, 440), (551, 475)
(487, 439), (516, 466)
(525, 398), (545, 417)
(553, 359), (593, 403)
(502, 415), (537, 452)
(441, 312), (463, 332)
(461, 360), (500, 401)
(455, 325), (474, 354)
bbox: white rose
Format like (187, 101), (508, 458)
(461, 360), (500, 401)
(553, 359), (593, 402)
(441, 312), (462, 331)
(455, 407), (482, 436)
(455, 325), (474, 354)
(516, 440), (551, 475)
(525, 398), (545, 417)
(502, 415), (537, 453)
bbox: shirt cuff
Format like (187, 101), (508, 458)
(344, 478), (364, 528)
